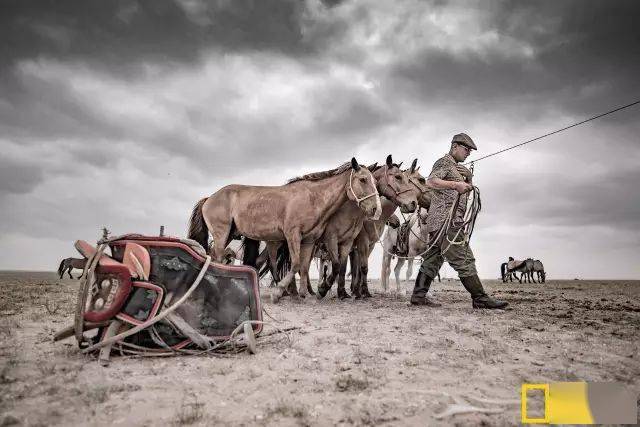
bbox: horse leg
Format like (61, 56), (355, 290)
(318, 241), (337, 298)
(67, 267), (74, 279)
(266, 242), (293, 296)
(336, 242), (353, 300)
(272, 233), (301, 303)
(406, 258), (414, 283)
(210, 222), (234, 263)
(380, 251), (392, 294)
(349, 250), (361, 297)
(358, 244), (372, 299)
(298, 243), (315, 300)
(394, 258), (405, 297)
(334, 243), (352, 300)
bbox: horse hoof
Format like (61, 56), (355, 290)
(337, 290), (351, 300)
(271, 288), (284, 303)
(317, 286), (330, 299)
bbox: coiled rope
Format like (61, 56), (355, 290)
(379, 186), (481, 261)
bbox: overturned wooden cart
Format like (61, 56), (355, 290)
(54, 233), (263, 364)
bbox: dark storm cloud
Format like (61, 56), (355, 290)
(0, 0), (312, 72)
(389, 0), (640, 120)
(0, 156), (44, 196)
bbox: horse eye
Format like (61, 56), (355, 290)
(419, 178), (426, 184)
(395, 175), (402, 180)
(359, 177), (367, 183)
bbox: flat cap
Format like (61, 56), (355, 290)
(451, 133), (477, 150)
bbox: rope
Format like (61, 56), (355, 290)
(378, 186), (481, 261)
(464, 99), (640, 165)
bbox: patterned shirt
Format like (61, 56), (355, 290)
(424, 154), (470, 233)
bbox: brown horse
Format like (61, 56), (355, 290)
(188, 158), (380, 302)
(57, 257), (87, 279)
(350, 159), (433, 298)
(315, 155), (419, 299)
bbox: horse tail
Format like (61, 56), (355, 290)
(188, 197), (209, 250)
(257, 248), (271, 278)
(500, 263), (507, 281)
(242, 238), (260, 268)
(276, 245), (291, 280)
(57, 258), (67, 279)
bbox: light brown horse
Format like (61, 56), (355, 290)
(188, 158), (381, 302)
(316, 155), (419, 299)
(350, 159), (433, 298)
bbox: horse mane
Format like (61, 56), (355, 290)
(287, 162), (352, 184)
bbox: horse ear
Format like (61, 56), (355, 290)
(367, 162), (378, 172)
(410, 158), (417, 173)
(351, 157), (360, 171)
(397, 161), (403, 168)
(386, 155), (393, 167)
(415, 166), (420, 171)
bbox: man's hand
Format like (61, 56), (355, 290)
(456, 164), (473, 182)
(453, 181), (473, 194)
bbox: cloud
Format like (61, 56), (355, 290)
(384, 0), (640, 119)
(0, 155), (44, 196)
(0, 0), (638, 279)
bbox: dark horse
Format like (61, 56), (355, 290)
(57, 257), (87, 279)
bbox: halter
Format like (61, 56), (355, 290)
(407, 174), (429, 198)
(379, 165), (414, 202)
(349, 169), (381, 220)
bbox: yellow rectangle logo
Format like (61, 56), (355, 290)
(521, 382), (637, 424)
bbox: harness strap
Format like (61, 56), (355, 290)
(349, 169), (381, 220)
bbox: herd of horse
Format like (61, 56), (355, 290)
(501, 257), (546, 283)
(58, 155), (547, 296)
(187, 155), (427, 302)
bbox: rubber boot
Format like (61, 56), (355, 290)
(460, 275), (508, 309)
(410, 271), (441, 307)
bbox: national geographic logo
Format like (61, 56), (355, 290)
(521, 382), (637, 424)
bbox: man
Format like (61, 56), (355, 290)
(411, 133), (508, 309)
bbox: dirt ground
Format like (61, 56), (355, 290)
(0, 271), (638, 426)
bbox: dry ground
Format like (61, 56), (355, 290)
(0, 271), (638, 426)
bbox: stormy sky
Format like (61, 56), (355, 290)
(1, 0), (639, 279)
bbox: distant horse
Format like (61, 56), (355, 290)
(188, 158), (380, 302)
(57, 257), (86, 279)
(502, 257), (536, 283)
(533, 259), (546, 283)
(500, 259), (518, 283)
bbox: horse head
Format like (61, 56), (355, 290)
(347, 157), (381, 220)
(373, 155), (418, 213)
(404, 158), (432, 209)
